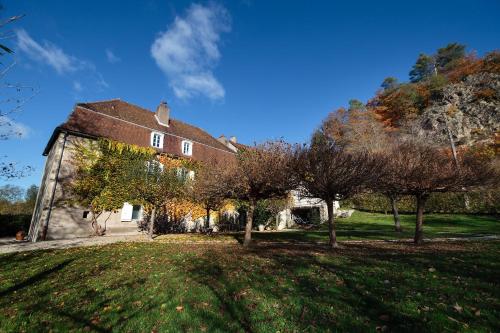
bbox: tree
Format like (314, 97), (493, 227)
(409, 53), (435, 82)
(190, 159), (229, 230)
(435, 43), (466, 72)
(24, 184), (38, 212)
(377, 139), (497, 244)
(125, 157), (186, 240)
(381, 77), (399, 91)
(0, 184), (23, 202)
(0, 13), (35, 180)
(68, 139), (155, 236)
(296, 133), (382, 249)
(320, 102), (406, 231)
(225, 141), (298, 247)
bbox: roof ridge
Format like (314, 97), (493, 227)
(77, 98), (121, 105)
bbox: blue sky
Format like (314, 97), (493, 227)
(1, 0), (499, 189)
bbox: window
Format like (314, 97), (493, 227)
(82, 211), (89, 219)
(121, 203), (143, 222)
(182, 140), (193, 156)
(146, 160), (164, 173)
(131, 205), (142, 220)
(176, 168), (195, 181)
(151, 132), (164, 148)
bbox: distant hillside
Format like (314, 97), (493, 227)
(367, 44), (499, 153)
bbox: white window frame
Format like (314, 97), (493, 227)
(151, 132), (164, 149)
(181, 140), (193, 156)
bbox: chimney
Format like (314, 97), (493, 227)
(155, 101), (170, 126)
(218, 135), (238, 152)
(229, 136), (237, 143)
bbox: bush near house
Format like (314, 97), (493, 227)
(344, 190), (500, 214)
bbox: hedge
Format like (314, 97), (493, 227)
(0, 214), (32, 237)
(344, 189), (500, 214)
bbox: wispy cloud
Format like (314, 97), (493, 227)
(16, 29), (87, 74)
(105, 49), (121, 63)
(0, 116), (29, 140)
(16, 29), (108, 92)
(151, 3), (231, 100)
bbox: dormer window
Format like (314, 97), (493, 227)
(151, 132), (164, 148)
(182, 140), (193, 156)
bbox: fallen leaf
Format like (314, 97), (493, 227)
(453, 303), (463, 313)
(176, 306), (184, 312)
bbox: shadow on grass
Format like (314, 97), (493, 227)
(0, 258), (74, 298)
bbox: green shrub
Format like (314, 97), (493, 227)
(343, 189), (500, 214)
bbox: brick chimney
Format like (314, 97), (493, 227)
(229, 136), (237, 143)
(155, 101), (170, 126)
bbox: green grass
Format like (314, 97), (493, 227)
(1, 240), (499, 332)
(244, 211), (499, 243)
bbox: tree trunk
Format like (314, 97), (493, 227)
(206, 207), (211, 229)
(149, 207), (156, 240)
(326, 200), (338, 249)
(243, 200), (255, 247)
(414, 194), (428, 245)
(390, 196), (402, 232)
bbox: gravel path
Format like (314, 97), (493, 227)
(0, 234), (148, 254)
(0, 234), (498, 254)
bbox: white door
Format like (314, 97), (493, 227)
(121, 203), (133, 222)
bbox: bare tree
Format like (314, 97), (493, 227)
(191, 159), (230, 230)
(320, 104), (405, 231)
(0, 13), (37, 180)
(225, 141), (298, 247)
(377, 139), (497, 244)
(296, 133), (383, 249)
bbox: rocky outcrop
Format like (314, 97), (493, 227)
(420, 72), (499, 147)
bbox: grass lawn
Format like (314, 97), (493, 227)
(1, 240), (499, 332)
(244, 211), (500, 244)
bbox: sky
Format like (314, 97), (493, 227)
(1, 0), (499, 189)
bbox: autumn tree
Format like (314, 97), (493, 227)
(377, 139), (497, 244)
(225, 141), (298, 247)
(123, 156), (186, 240)
(68, 139), (155, 236)
(190, 159), (230, 229)
(320, 102), (406, 230)
(296, 133), (382, 249)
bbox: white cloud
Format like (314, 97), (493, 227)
(0, 116), (29, 140)
(105, 49), (121, 63)
(16, 29), (109, 91)
(16, 29), (85, 74)
(151, 3), (230, 100)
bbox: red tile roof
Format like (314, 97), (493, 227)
(45, 99), (236, 162)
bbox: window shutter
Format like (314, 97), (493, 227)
(121, 202), (133, 222)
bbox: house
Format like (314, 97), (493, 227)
(28, 99), (337, 241)
(28, 99), (237, 241)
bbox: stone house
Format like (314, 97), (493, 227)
(28, 99), (335, 241)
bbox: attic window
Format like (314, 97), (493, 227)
(182, 140), (193, 156)
(151, 132), (164, 148)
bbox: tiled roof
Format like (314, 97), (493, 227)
(71, 99), (234, 152)
(44, 99), (236, 162)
